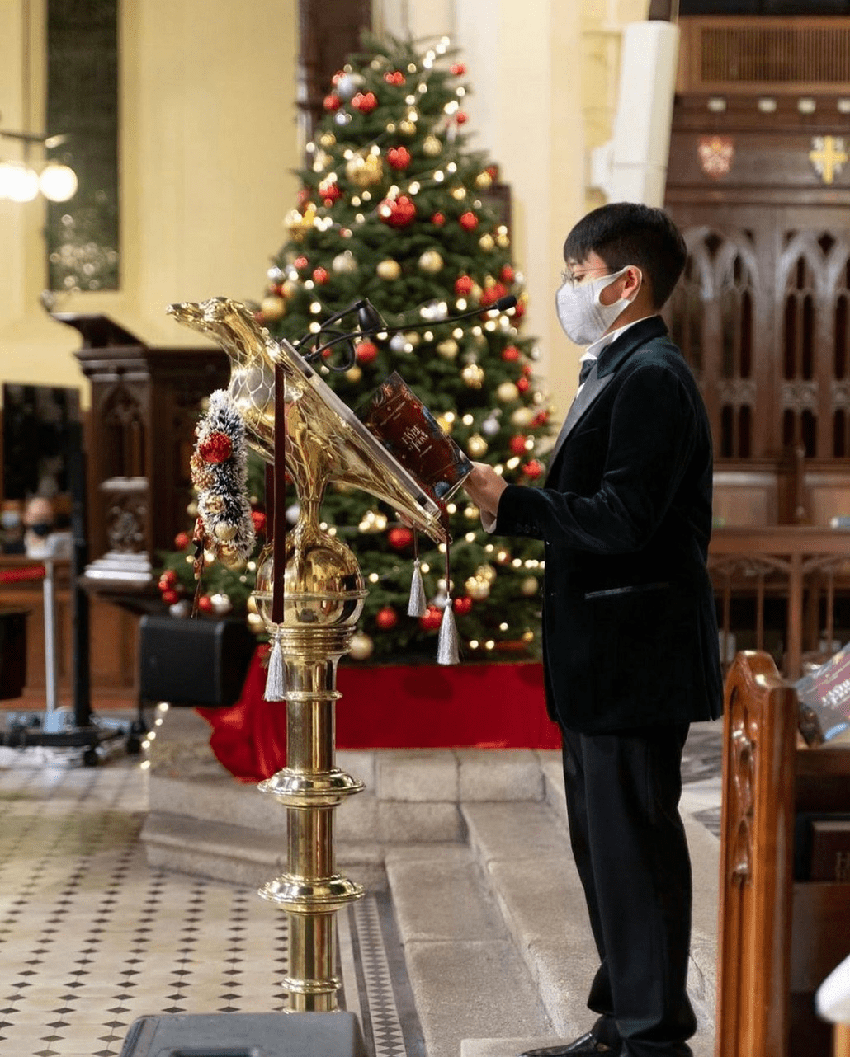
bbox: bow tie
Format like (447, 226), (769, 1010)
(578, 359), (595, 387)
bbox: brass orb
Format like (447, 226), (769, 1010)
(423, 135), (442, 156)
(479, 233), (495, 251)
(498, 380), (518, 402)
(418, 249), (444, 273)
(437, 338), (458, 360)
(261, 296), (286, 321)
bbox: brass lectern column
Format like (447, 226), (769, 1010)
(254, 506), (366, 1011)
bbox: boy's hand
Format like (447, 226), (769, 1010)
(463, 462), (507, 520)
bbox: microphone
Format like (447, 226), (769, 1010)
(301, 294), (518, 365)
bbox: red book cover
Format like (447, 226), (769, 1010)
(359, 372), (472, 502)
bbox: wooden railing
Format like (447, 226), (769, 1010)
(709, 527), (850, 680)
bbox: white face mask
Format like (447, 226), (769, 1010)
(555, 265), (637, 346)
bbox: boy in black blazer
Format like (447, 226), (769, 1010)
(463, 203), (723, 1057)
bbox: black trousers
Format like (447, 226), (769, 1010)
(560, 723), (697, 1057)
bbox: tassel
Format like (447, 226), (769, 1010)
(437, 597), (460, 665)
(264, 629), (286, 701)
(408, 558), (427, 617)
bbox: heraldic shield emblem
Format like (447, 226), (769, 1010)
(698, 135), (735, 180)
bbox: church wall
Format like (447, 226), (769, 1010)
(0, 0), (300, 400)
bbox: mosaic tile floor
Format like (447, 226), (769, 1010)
(0, 742), (418, 1057)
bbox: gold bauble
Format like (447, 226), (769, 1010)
(461, 363), (485, 389)
(436, 414), (454, 434)
(437, 338), (458, 359)
(521, 577), (539, 596)
(497, 233), (511, 248)
(350, 631), (374, 660)
(282, 279), (299, 298)
(346, 365), (362, 383)
(479, 233), (495, 251)
(213, 521), (238, 541)
(404, 331), (420, 347)
(423, 135), (442, 156)
(475, 170), (493, 189)
(346, 152), (384, 188)
(477, 563), (498, 583)
(467, 433), (488, 457)
(465, 575), (490, 601)
(511, 406), (534, 427)
(398, 119), (416, 135)
(319, 132), (337, 148)
(522, 629), (535, 643)
(418, 249), (444, 273)
(261, 296), (286, 321)
(498, 380), (518, 402)
(332, 250), (357, 273)
(377, 258), (401, 280)
(464, 504), (480, 520)
(451, 186), (467, 200)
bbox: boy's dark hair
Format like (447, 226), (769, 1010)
(563, 203), (687, 309)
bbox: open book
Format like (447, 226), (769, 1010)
(358, 372), (473, 503)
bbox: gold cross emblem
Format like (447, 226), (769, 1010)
(809, 135), (848, 185)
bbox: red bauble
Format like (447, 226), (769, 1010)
(379, 195), (417, 228)
(431, 212), (446, 226)
(352, 91), (378, 113)
(500, 265), (515, 283)
(387, 526), (414, 550)
(454, 597), (473, 615)
(197, 595), (213, 613)
(522, 363), (533, 376)
(459, 211), (478, 231)
(251, 510), (267, 535)
(161, 588), (180, 605)
(451, 63), (466, 75)
(198, 431), (233, 464)
(510, 435), (528, 455)
(321, 184), (341, 205)
(419, 605), (443, 631)
(523, 460), (543, 479)
(384, 70), (405, 86)
(376, 606), (398, 630)
(159, 569), (178, 589)
(532, 410), (549, 427)
(455, 112), (468, 125)
(516, 377), (530, 393)
(294, 255), (309, 271)
(313, 267), (329, 285)
(174, 531), (190, 550)
(455, 274), (474, 296)
(479, 282), (507, 308)
(355, 341), (378, 364)
(387, 146), (411, 169)
(323, 93), (341, 111)
(502, 345), (520, 362)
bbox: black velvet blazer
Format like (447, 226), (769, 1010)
(495, 316), (723, 733)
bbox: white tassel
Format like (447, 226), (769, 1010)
(437, 598), (460, 665)
(407, 558), (427, 617)
(264, 629), (286, 701)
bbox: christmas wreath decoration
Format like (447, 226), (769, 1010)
(190, 390), (256, 596)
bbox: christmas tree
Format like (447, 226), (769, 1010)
(157, 33), (554, 663)
(257, 34), (554, 663)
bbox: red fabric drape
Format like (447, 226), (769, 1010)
(197, 646), (560, 781)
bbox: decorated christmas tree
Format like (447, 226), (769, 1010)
(257, 34), (554, 663)
(158, 33), (554, 664)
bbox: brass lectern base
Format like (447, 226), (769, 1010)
(119, 1011), (367, 1057)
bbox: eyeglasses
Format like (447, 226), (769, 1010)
(559, 266), (612, 288)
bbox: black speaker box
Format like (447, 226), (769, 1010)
(119, 1012), (366, 1057)
(0, 609), (27, 700)
(139, 615), (257, 707)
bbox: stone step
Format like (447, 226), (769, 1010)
(384, 843), (553, 1057)
(461, 798), (719, 1057)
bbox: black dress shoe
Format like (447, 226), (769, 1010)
(520, 1033), (618, 1056)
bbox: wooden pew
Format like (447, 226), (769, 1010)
(716, 651), (850, 1057)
